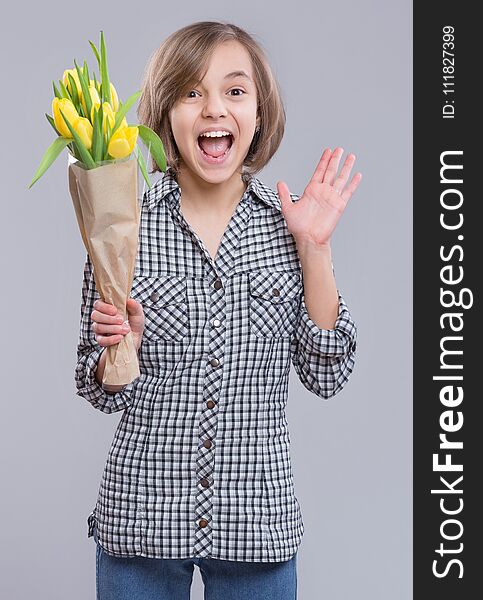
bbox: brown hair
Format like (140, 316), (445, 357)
(136, 21), (286, 178)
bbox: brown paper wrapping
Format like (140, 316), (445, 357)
(68, 157), (141, 392)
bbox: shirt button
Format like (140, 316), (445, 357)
(200, 478), (210, 488)
(206, 400), (215, 409)
(213, 279), (223, 290)
(271, 288), (280, 297)
(199, 519), (209, 528)
(150, 291), (160, 302)
(210, 358), (220, 367)
(203, 439), (212, 449)
(212, 319), (221, 327)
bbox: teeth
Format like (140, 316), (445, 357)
(199, 131), (232, 138)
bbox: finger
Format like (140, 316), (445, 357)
(96, 333), (124, 347)
(310, 148), (332, 183)
(276, 180), (294, 215)
(333, 153), (356, 194)
(323, 147), (344, 186)
(127, 297), (143, 315)
(341, 172), (363, 204)
(93, 299), (119, 316)
(93, 321), (130, 336)
(91, 308), (124, 325)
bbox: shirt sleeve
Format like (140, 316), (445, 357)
(74, 253), (135, 414)
(290, 264), (357, 400)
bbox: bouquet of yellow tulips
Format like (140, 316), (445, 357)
(28, 31), (167, 392)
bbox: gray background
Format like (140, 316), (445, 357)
(1, 0), (412, 597)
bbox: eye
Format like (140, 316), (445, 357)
(185, 88), (246, 98)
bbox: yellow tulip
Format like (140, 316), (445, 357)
(88, 80), (118, 109)
(90, 102), (111, 130)
(90, 101), (127, 134)
(102, 102), (116, 132)
(73, 117), (93, 150)
(62, 69), (82, 98)
(52, 97), (80, 138)
(81, 85), (101, 118)
(109, 82), (119, 111)
(108, 125), (138, 159)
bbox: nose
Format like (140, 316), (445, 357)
(201, 93), (229, 120)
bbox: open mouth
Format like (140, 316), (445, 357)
(197, 134), (234, 164)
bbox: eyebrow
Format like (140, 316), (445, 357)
(223, 70), (253, 82)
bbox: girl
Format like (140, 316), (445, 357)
(75, 20), (361, 600)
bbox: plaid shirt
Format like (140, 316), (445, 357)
(75, 167), (357, 562)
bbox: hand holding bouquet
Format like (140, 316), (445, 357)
(29, 31), (166, 392)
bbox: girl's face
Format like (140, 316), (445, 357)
(169, 40), (260, 184)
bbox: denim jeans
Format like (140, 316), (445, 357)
(93, 525), (297, 599)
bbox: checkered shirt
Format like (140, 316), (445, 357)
(75, 166), (357, 562)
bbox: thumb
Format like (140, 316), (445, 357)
(276, 181), (293, 217)
(126, 297), (143, 315)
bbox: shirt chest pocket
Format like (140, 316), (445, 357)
(248, 270), (302, 338)
(131, 275), (189, 342)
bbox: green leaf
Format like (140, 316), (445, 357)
(46, 113), (61, 136)
(89, 40), (101, 70)
(134, 144), (152, 189)
(74, 59), (92, 120)
(99, 31), (111, 105)
(28, 136), (71, 188)
(111, 90), (141, 136)
(53, 81), (62, 99)
(83, 59), (89, 83)
(59, 80), (70, 100)
(91, 106), (103, 162)
(58, 108), (96, 168)
(67, 72), (80, 107)
(104, 116), (112, 160)
(137, 124), (167, 172)
(78, 103), (87, 119)
(67, 141), (79, 160)
(98, 103), (106, 159)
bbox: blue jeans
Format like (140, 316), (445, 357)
(93, 525), (297, 599)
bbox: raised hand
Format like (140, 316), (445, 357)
(277, 147), (362, 248)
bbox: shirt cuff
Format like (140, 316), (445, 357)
(296, 291), (357, 357)
(75, 346), (134, 413)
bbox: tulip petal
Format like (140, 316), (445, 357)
(108, 137), (131, 159)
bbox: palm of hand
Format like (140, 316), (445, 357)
(277, 147), (362, 247)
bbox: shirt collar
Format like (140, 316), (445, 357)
(142, 166), (283, 213)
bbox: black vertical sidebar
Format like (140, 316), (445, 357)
(414, 5), (481, 598)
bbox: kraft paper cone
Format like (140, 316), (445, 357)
(68, 156), (141, 392)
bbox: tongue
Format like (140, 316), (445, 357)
(198, 135), (231, 158)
